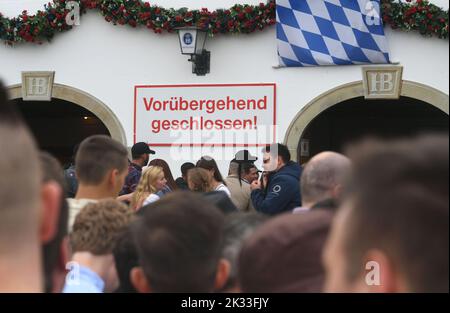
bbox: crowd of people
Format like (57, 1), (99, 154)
(0, 80), (448, 293)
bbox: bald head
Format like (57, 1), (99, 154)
(301, 152), (351, 207)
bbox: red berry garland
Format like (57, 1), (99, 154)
(0, 0), (447, 45)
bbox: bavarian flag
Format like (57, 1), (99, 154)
(277, 0), (391, 67)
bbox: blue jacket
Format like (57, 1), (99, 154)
(251, 161), (302, 215)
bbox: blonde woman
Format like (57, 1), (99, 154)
(130, 166), (167, 211)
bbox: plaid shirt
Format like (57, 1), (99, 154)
(120, 162), (142, 195)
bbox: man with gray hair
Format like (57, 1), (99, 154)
(294, 152), (351, 213)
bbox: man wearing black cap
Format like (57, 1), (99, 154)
(225, 150), (259, 212)
(120, 142), (155, 195)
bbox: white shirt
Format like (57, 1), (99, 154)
(143, 193), (160, 206)
(293, 206), (310, 214)
(215, 183), (231, 198)
(67, 198), (98, 232)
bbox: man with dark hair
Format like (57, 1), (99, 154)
(219, 212), (268, 292)
(241, 163), (260, 185)
(120, 142), (156, 195)
(39, 152), (70, 293)
(251, 143), (302, 215)
(294, 151), (351, 213)
(0, 80), (42, 292)
(68, 135), (129, 231)
(226, 161), (259, 212)
(175, 162), (196, 190)
(130, 192), (229, 293)
(324, 134), (449, 293)
(113, 229), (139, 293)
(227, 150), (259, 188)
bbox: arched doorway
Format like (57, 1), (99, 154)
(284, 81), (449, 163)
(299, 96), (448, 163)
(13, 98), (110, 166)
(7, 83), (127, 166)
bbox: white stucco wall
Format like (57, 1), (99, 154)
(1, 0), (449, 176)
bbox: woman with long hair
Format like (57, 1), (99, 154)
(196, 156), (231, 197)
(130, 166), (167, 211)
(149, 159), (178, 192)
(187, 168), (214, 193)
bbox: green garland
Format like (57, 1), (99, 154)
(0, 0), (448, 45)
(382, 0), (448, 38)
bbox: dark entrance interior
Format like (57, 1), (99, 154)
(298, 96), (449, 164)
(13, 98), (110, 167)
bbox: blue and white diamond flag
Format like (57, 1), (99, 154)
(277, 0), (391, 67)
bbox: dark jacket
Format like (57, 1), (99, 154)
(251, 161), (302, 215)
(120, 162), (142, 195)
(64, 164), (78, 198)
(175, 177), (189, 190)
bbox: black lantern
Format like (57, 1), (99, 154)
(176, 27), (210, 76)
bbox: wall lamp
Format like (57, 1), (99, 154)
(176, 27), (210, 76)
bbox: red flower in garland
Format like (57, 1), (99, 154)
(129, 19), (137, 27)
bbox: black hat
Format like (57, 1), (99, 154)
(233, 150), (258, 164)
(132, 142), (156, 156)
